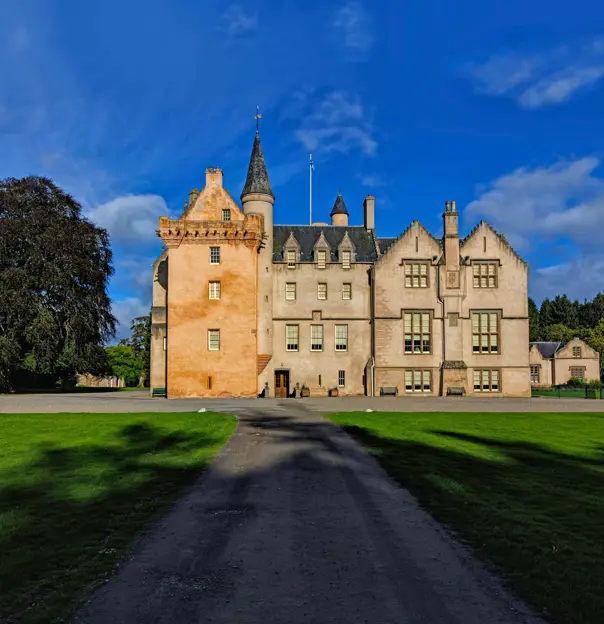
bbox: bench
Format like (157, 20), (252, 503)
(152, 387), (166, 398)
(380, 386), (398, 396)
(446, 386), (465, 396)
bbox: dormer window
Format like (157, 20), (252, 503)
(342, 250), (351, 269)
(317, 250), (327, 269)
(287, 250), (296, 269)
(222, 209), (231, 222)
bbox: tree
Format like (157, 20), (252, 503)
(119, 315), (151, 386)
(549, 294), (580, 328)
(539, 298), (554, 327)
(106, 345), (142, 387)
(579, 293), (604, 328)
(528, 298), (541, 341)
(584, 319), (604, 381)
(541, 323), (577, 342)
(0, 176), (116, 390)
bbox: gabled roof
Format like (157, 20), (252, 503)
(273, 226), (378, 262)
(530, 342), (567, 359)
(375, 220), (442, 264)
(241, 131), (273, 199)
(377, 237), (396, 255)
(461, 220), (527, 266)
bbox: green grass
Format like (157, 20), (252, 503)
(326, 411), (604, 624)
(0, 412), (236, 623)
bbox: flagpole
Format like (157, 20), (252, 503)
(309, 153), (313, 225)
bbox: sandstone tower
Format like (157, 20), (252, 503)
(241, 129), (275, 395)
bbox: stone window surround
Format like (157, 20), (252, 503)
(572, 346), (582, 358)
(335, 324), (348, 351)
(208, 281), (221, 300)
(341, 250), (351, 269)
(403, 259), (430, 288)
(210, 246), (220, 265)
(530, 364), (540, 384)
(404, 369), (432, 393)
(311, 324), (324, 351)
(317, 282), (327, 300)
(471, 310), (500, 355)
(222, 208), (231, 222)
(208, 329), (220, 351)
(338, 370), (346, 387)
(285, 282), (296, 301)
(403, 310), (432, 354)
(472, 260), (499, 288)
(570, 366), (585, 380)
(342, 282), (352, 300)
(285, 324), (299, 351)
(316, 249), (327, 269)
(473, 369), (501, 392)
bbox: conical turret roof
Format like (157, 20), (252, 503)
(241, 131), (273, 199)
(330, 192), (349, 216)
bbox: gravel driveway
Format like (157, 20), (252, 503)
(73, 402), (544, 624)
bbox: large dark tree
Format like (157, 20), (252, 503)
(0, 176), (116, 390)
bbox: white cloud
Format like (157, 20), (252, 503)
(466, 156), (604, 301)
(294, 90), (377, 156)
(465, 39), (604, 108)
(360, 173), (390, 187)
(465, 156), (604, 250)
(87, 194), (170, 244)
(333, 2), (373, 53)
(110, 297), (150, 341)
(219, 5), (258, 37)
(532, 257), (604, 303)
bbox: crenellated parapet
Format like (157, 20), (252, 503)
(157, 214), (264, 249)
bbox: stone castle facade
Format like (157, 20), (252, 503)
(150, 129), (530, 398)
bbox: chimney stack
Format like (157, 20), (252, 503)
(188, 188), (199, 207)
(205, 166), (224, 188)
(364, 195), (375, 230)
(443, 199), (460, 271)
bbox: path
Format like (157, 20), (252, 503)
(2, 389), (602, 413)
(73, 403), (543, 624)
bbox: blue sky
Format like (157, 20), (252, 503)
(3, 0), (604, 338)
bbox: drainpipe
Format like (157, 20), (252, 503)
(436, 259), (445, 395)
(370, 265), (376, 397)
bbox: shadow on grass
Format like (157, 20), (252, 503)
(340, 424), (604, 624)
(0, 422), (225, 624)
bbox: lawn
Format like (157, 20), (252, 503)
(327, 411), (604, 624)
(0, 412), (236, 623)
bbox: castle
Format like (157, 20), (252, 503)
(150, 128), (530, 398)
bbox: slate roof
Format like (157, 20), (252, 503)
(241, 131), (274, 199)
(330, 193), (349, 216)
(377, 237), (396, 255)
(273, 226), (378, 262)
(530, 341), (567, 359)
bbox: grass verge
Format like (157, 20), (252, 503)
(0, 412), (236, 623)
(326, 411), (604, 624)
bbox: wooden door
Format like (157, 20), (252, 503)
(275, 371), (289, 398)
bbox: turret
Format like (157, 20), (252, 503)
(330, 192), (349, 226)
(241, 128), (275, 394)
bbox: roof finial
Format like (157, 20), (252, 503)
(254, 105), (262, 133)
